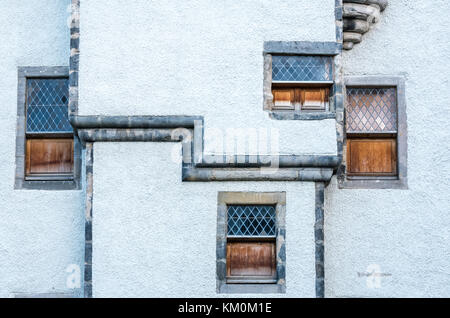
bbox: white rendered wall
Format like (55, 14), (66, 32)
(0, 1), (84, 297)
(79, 0), (337, 155)
(93, 142), (316, 297)
(325, 0), (450, 297)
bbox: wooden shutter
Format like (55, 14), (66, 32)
(226, 241), (276, 278)
(272, 89), (295, 110)
(26, 138), (74, 175)
(347, 138), (397, 176)
(272, 87), (329, 110)
(300, 87), (329, 110)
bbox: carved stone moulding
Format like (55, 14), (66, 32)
(342, 0), (388, 50)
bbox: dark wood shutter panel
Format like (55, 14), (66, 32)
(347, 138), (397, 175)
(226, 242), (276, 278)
(26, 138), (74, 175)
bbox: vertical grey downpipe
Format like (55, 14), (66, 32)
(84, 143), (94, 298)
(70, 0), (92, 298)
(315, 182), (325, 298)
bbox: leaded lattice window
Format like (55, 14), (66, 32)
(272, 56), (332, 82)
(269, 55), (333, 112)
(346, 87), (397, 133)
(345, 86), (399, 178)
(218, 193), (285, 288)
(26, 78), (72, 133)
(15, 67), (80, 189)
(227, 205), (276, 237)
(24, 77), (74, 178)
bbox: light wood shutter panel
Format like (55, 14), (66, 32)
(226, 242), (276, 278)
(272, 89), (294, 110)
(272, 87), (329, 111)
(301, 87), (329, 110)
(26, 138), (74, 175)
(347, 138), (397, 176)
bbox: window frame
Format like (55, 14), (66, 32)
(226, 204), (278, 283)
(264, 54), (334, 116)
(15, 67), (81, 190)
(340, 76), (408, 189)
(216, 192), (286, 294)
(263, 41), (341, 121)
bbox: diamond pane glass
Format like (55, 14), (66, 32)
(26, 78), (72, 133)
(346, 87), (397, 133)
(227, 205), (276, 237)
(272, 55), (332, 82)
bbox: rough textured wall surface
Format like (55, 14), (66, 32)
(93, 142), (316, 297)
(0, 1), (84, 297)
(79, 0), (337, 155)
(325, 0), (450, 297)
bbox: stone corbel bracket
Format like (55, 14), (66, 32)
(343, 0), (388, 50)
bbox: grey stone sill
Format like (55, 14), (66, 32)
(218, 283), (285, 294)
(339, 178), (408, 190)
(226, 277), (277, 284)
(269, 111), (336, 120)
(17, 180), (80, 191)
(25, 175), (74, 181)
(12, 292), (77, 298)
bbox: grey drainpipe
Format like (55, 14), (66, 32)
(69, 115), (201, 129)
(315, 182), (326, 298)
(197, 155), (339, 168)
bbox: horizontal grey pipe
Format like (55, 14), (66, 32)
(183, 167), (334, 182)
(77, 128), (187, 142)
(70, 115), (202, 129)
(77, 127), (340, 168)
(198, 155), (340, 168)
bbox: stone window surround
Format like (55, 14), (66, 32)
(15, 66), (81, 190)
(339, 75), (407, 189)
(263, 41), (342, 121)
(216, 192), (286, 294)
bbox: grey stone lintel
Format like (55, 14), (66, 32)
(264, 41), (342, 56)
